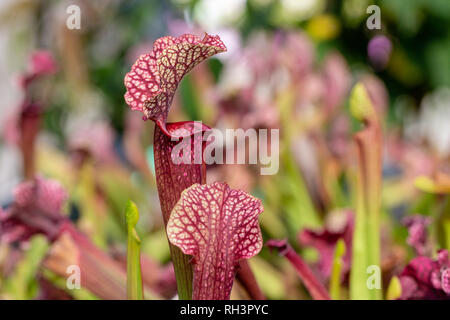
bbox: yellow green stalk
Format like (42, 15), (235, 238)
(349, 83), (383, 300)
(125, 200), (143, 300)
(330, 238), (346, 300)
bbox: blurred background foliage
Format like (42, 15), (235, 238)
(0, 0), (449, 300)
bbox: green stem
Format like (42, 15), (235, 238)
(168, 244), (193, 300)
(330, 239), (346, 300)
(125, 200), (143, 300)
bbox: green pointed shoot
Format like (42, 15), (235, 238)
(125, 200), (143, 300)
(386, 276), (402, 300)
(330, 238), (346, 300)
(349, 83), (383, 300)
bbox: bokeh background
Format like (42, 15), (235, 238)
(0, 0), (449, 300)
